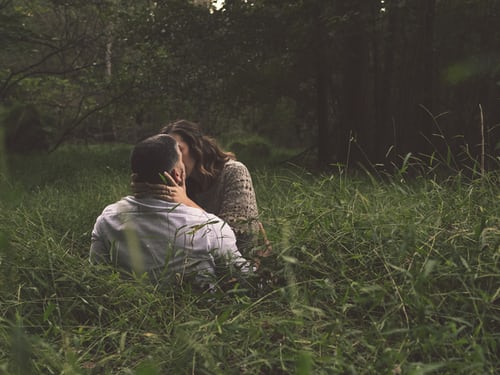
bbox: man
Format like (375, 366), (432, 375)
(90, 134), (251, 290)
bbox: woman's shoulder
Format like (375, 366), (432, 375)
(222, 159), (250, 175)
(219, 160), (255, 195)
(220, 160), (254, 183)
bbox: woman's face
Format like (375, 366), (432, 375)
(171, 133), (195, 177)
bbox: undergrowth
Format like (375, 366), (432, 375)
(0, 144), (498, 374)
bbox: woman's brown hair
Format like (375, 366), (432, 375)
(159, 119), (235, 192)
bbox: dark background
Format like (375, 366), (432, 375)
(1, 0), (499, 169)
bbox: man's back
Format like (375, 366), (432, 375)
(90, 196), (249, 288)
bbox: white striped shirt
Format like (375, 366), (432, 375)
(90, 196), (250, 288)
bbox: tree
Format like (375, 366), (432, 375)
(1, 0), (498, 169)
(0, 0), (125, 148)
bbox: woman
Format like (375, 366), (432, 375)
(133, 120), (270, 257)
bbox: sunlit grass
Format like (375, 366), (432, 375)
(0, 144), (499, 374)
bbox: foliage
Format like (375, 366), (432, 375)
(2, 103), (51, 152)
(1, 0), (498, 168)
(1, 145), (499, 374)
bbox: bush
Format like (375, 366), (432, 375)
(229, 138), (271, 161)
(2, 104), (52, 153)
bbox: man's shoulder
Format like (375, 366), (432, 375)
(203, 212), (236, 235)
(101, 197), (132, 213)
(98, 196), (167, 217)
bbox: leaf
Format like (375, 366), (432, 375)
(422, 259), (438, 278)
(281, 255), (298, 264)
(295, 351), (313, 375)
(459, 256), (471, 272)
(43, 302), (56, 322)
(408, 362), (446, 375)
(119, 331), (127, 353)
(360, 284), (386, 294)
(135, 361), (159, 375)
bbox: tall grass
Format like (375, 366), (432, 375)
(0, 144), (499, 374)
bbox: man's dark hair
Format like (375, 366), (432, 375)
(130, 134), (179, 184)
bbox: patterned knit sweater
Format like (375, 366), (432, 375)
(192, 160), (260, 254)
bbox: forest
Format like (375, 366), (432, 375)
(1, 0), (498, 169)
(0, 1), (499, 374)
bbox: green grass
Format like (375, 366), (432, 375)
(0, 145), (499, 374)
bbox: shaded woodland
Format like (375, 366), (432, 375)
(1, 0), (499, 169)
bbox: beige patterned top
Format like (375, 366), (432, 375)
(193, 160), (260, 254)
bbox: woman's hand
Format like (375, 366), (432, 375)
(157, 172), (191, 204)
(131, 174), (168, 200)
(131, 173), (202, 209)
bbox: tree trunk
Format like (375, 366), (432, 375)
(399, 0), (436, 156)
(336, 0), (373, 166)
(374, 4), (397, 163)
(312, 2), (333, 168)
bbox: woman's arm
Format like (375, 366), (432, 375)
(217, 162), (260, 231)
(218, 162), (273, 258)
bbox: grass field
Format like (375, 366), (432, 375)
(0, 144), (499, 374)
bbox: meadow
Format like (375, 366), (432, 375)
(0, 144), (498, 374)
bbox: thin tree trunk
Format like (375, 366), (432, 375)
(312, 3), (332, 168)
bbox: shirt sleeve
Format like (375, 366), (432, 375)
(209, 219), (251, 273)
(218, 162), (260, 235)
(89, 216), (110, 265)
